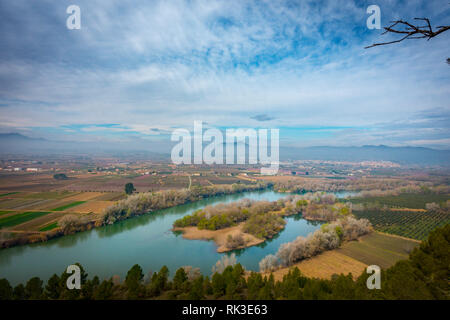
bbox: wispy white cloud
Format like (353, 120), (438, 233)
(0, 0), (449, 148)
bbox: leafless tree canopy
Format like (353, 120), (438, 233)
(365, 18), (450, 49)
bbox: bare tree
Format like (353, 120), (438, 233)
(365, 18), (450, 49)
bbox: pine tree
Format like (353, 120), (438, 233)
(0, 278), (13, 300)
(25, 277), (44, 300)
(45, 274), (61, 299)
(125, 264), (144, 299)
(13, 284), (26, 300)
(173, 268), (188, 291)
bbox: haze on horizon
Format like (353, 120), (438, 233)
(0, 0), (449, 151)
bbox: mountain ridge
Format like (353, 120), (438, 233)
(0, 133), (448, 165)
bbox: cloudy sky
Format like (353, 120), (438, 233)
(0, 0), (449, 150)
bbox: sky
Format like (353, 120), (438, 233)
(0, 0), (449, 151)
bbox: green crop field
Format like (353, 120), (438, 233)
(39, 222), (59, 232)
(337, 232), (419, 269)
(0, 211), (13, 216)
(51, 201), (86, 211)
(353, 209), (450, 240)
(0, 192), (20, 197)
(0, 211), (52, 228)
(349, 193), (450, 209)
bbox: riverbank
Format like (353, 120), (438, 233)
(0, 218), (100, 249)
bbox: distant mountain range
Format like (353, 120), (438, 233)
(0, 133), (46, 141)
(280, 145), (450, 165)
(0, 133), (448, 165)
(0, 133), (168, 160)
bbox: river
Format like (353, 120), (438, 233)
(0, 190), (354, 285)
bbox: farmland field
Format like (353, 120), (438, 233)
(0, 211), (52, 228)
(0, 192), (20, 197)
(267, 250), (368, 281)
(92, 192), (125, 201)
(0, 185), (119, 209)
(60, 192), (104, 201)
(23, 191), (77, 200)
(349, 193), (450, 209)
(0, 189), (118, 233)
(269, 232), (419, 279)
(0, 198), (49, 210)
(206, 176), (254, 185)
(336, 232), (419, 269)
(65, 200), (114, 213)
(51, 201), (87, 211)
(353, 209), (450, 240)
(12, 212), (64, 231)
(39, 222), (59, 232)
(61, 174), (190, 192)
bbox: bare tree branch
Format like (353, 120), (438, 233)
(365, 18), (450, 49)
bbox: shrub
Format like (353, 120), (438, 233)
(226, 233), (246, 249)
(212, 253), (237, 274)
(259, 254), (279, 272)
(242, 213), (286, 239)
(53, 173), (68, 180)
(425, 202), (440, 211)
(58, 214), (89, 234)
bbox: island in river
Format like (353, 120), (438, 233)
(172, 192), (355, 252)
(173, 223), (266, 253)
